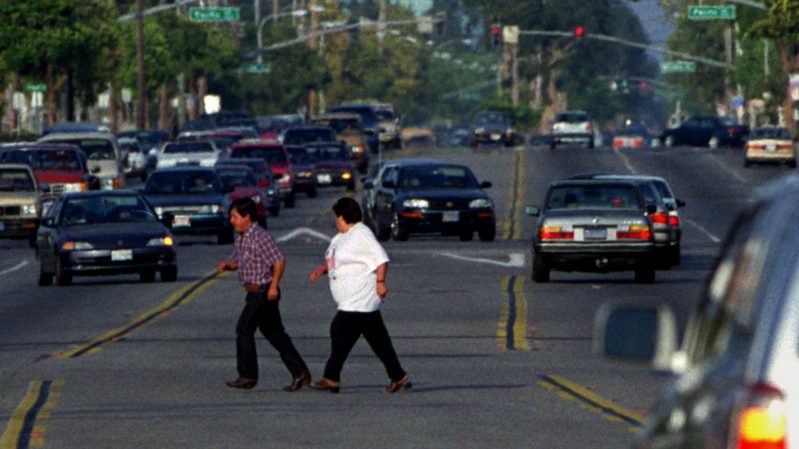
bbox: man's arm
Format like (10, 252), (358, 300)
(267, 257), (285, 301)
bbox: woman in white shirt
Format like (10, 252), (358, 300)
(309, 197), (410, 394)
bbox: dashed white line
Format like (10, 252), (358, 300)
(0, 260), (29, 276)
(613, 148), (638, 174)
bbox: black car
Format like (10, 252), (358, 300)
(284, 145), (318, 198)
(281, 125), (337, 146)
(364, 159), (496, 242)
(142, 167), (233, 244)
(35, 190), (177, 286)
(469, 111), (516, 147)
(661, 115), (749, 148)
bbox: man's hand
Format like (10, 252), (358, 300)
(218, 260), (237, 272)
(267, 285), (280, 301)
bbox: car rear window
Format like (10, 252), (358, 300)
(230, 146), (288, 164)
(216, 168), (257, 189)
(750, 128), (790, 140)
(306, 145), (349, 161)
(163, 142), (215, 154)
(547, 185), (641, 210)
(0, 168), (35, 192)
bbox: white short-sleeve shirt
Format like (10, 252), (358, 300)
(325, 222), (389, 312)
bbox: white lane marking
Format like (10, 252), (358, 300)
(708, 152), (748, 183)
(685, 219), (722, 243)
(613, 148), (638, 174)
(276, 227), (332, 243)
(0, 260), (29, 276)
(437, 252), (526, 268)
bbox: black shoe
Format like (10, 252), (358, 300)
(283, 372), (311, 392)
(225, 377), (257, 390)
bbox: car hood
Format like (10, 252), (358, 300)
(230, 187), (261, 199)
(144, 193), (227, 207)
(398, 188), (491, 202)
(60, 222), (170, 248)
(0, 192), (39, 206)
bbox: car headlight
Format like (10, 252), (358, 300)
(62, 241), (93, 250)
(342, 172), (352, 180)
(402, 199), (429, 208)
(198, 204), (221, 214)
(100, 177), (116, 190)
(469, 198), (493, 208)
(475, 127), (485, 134)
(63, 182), (85, 192)
(22, 204), (38, 216)
(251, 195), (261, 203)
(279, 175), (292, 184)
(154, 207), (164, 218)
(147, 236), (174, 247)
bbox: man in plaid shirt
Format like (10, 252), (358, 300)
(217, 197), (310, 391)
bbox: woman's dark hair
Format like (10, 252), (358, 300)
(230, 197), (258, 221)
(332, 197), (362, 224)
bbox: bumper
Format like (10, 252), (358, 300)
(746, 151), (795, 163)
(59, 247), (176, 276)
(316, 172), (355, 187)
(169, 213), (229, 235)
(472, 132), (513, 145)
(534, 242), (655, 272)
(293, 177), (316, 193)
(552, 133), (592, 143)
(0, 218), (38, 239)
(398, 209), (495, 235)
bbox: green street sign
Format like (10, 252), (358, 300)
(239, 63), (270, 75)
(189, 6), (240, 22)
(688, 5), (736, 20)
(25, 83), (46, 92)
(661, 60), (696, 74)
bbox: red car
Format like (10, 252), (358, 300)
(214, 165), (269, 227)
(229, 142), (295, 208)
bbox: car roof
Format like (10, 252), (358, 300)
(231, 141), (284, 148)
(549, 179), (641, 188)
(60, 189), (143, 199)
(587, 174), (669, 183)
(150, 166), (216, 174)
(38, 132), (117, 141)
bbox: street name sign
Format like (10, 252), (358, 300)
(688, 5), (736, 20)
(189, 7), (240, 22)
(25, 83), (46, 92)
(661, 60), (696, 73)
(239, 63), (270, 75)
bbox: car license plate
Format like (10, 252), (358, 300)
(111, 249), (133, 261)
(173, 215), (190, 227)
(767, 143), (777, 152)
(584, 228), (607, 240)
(317, 174), (332, 184)
(490, 133), (501, 140)
(442, 211), (459, 222)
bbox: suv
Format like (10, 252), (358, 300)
(551, 111), (594, 149)
(0, 164), (42, 245)
(661, 114), (749, 148)
(595, 174), (799, 449)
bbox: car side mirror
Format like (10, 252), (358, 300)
(479, 181), (492, 189)
(524, 205), (540, 216)
(160, 212), (174, 229)
(646, 205), (657, 214)
(363, 179), (374, 189)
(676, 199), (686, 208)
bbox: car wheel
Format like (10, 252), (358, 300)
(550, 141), (557, 150)
(28, 234), (37, 248)
(390, 212), (408, 241)
(532, 253), (550, 283)
(161, 267), (177, 282)
(664, 136), (675, 148)
(308, 187), (318, 198)
(708, 136), (719, 149)
(284, 194), (295, 208)
(38, 262), (53, 286)
(139, 270), (156, 283)
(788, 159), (797, 168)
(55, 258), (72, 286)
(459, 230), (473, 241)
(269, 206), (280, 217)
(586, 139), (594, 149)
(634, 263), (656, 284)
(217, 227), (234, 245)
(670, 246), (681, 266)
(478, 225), (496, 242)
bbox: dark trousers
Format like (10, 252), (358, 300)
(323, 310), (406, 383)
(236, 288), (308, 380)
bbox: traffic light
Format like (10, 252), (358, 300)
(490, 23), (502, 47)
(639, 80), (648, 92)
(574, 25), (585, 41)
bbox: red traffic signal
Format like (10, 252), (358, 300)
(490, 24), (502, 47)
(574, 26), (585, 40)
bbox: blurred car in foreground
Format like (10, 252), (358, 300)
(594, 174), (799, 449)
(304, 142), (357, 191)
(661, 114), (749, 148)
(142, 166), (233, 244)
(744, 126), (796, 167)
(364, 159), (495, 242)
(0, 163), (42, 245)
(551, 111), (594, 149)
(525, 180), (657, 283)
(35, 190), (176, 286)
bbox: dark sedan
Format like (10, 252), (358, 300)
(36, 190), (177, 286)
(305, 142), (357, 191)
(661, 115), (749, 148)
(364, 159), (496, 242)
(143, 167), (233, 244)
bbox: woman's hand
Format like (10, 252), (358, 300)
(309, 265), (327, 282)
(377, 281), (388, 299)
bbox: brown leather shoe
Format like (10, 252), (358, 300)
(311, 378), (340, 394)
(283, 372), (311, 392)
(225, 377), (257, 390)
(384, 373), (411, 394)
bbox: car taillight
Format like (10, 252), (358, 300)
(80, 182), (88, 192)
(668, 214), (680, 227)
(113, 177), (121, 190)
(617, 225), (651, 239)
(650, 212), (669, 224)
(733, 383), (786, 449)
(539, 225), (573, 240)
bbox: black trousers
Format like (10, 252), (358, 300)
(235, 288), (308, 380)
(323, 310), (406, 383)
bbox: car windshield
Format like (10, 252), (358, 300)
(286, 147), (312, 163)
(60, 195), (157, 225)
(216, 169), (257, 189)
(547, 185), (641, 210)
(750, 128), (790, 139)
(231, 146), (287, 164)
(375, 110), (394, 121)
(217, 160), (268, 176)
(4, 149), (81, 171)
(474, 112), (511, 125)
(719, 116), (739, 126)
(0, 168), (35, 192)
(652, 180), (674, 200)
(163, 142), (215, 154)
(400, 165), (478, 189)
(144, 171), (221, 194)
(306, 145), (348, 161)
(283, 129), (336, 145)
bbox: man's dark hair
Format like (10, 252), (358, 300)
(332, 197), (362, 224)
(230, 197), (258, 221)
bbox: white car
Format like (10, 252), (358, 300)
(551, 111), (594, 149)
(156, 141), (220, 169)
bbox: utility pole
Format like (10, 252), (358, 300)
(378, 0), (387, 54)
(306, 0), (319, 118)
(136, 0), (147, 129)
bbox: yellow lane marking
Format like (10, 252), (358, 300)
(497, 275), (530, 351)
(538, 374), (644, 432)
(0, 380), (61, 449)
(59, 270), (224, 358)
(501, 151), (525, 240)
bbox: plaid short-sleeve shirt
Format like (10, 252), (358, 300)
(229, 224), (283, 286)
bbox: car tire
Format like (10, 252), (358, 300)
(217, 227), (234, 245)
(38, 262), (53, 286)
(664, 135), (675, 148)
(308, 187), (318, 198)
(532, 253), (550, 283)
(284, 194), (295, 208)
(55, 258), (72, 286)
(550, 141), (557, 150)
(478, 225), (496, 242)
(634, 263), (656, 284)
(139, 270), (156, 283)
(670, 246), (681, 266)
(708, 136), (719, 149)
(347, 182), (356, 192)
(390, 212), (408, 241)
(161, 267), (177, 282)
(459, 230), (473, 241)
(269, 206), (280, 217)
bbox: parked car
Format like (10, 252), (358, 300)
(594, 174), (799, 449)
(142, 166), (233, 244)
(229, 141), (295, 208)
(215, 158), (280, 217)
(304, 142), (357, 191)
(37, 132), (124, 190)
(214, 165), (269, 228)
(744, 126), (796, 167)
(364, 159), (496, 242)
(661, 114), (749, 148)
(469, 110), (516, 147)
(310, 113), (369, 173)
(284, 145), (318, 198)
(0, 163), (42, 246)
(525, 179), (658, 283)
(551, 111), (594, 149)
(35, 190), (177, 286)
(156, 140), (220, 169)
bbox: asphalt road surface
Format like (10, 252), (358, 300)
(0, 142), (786, 448)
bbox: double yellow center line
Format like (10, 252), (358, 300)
(501, 151), (525, 241)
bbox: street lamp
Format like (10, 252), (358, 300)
(257, 9), (310, 64)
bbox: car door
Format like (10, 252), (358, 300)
(374, 166), (399, 228)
